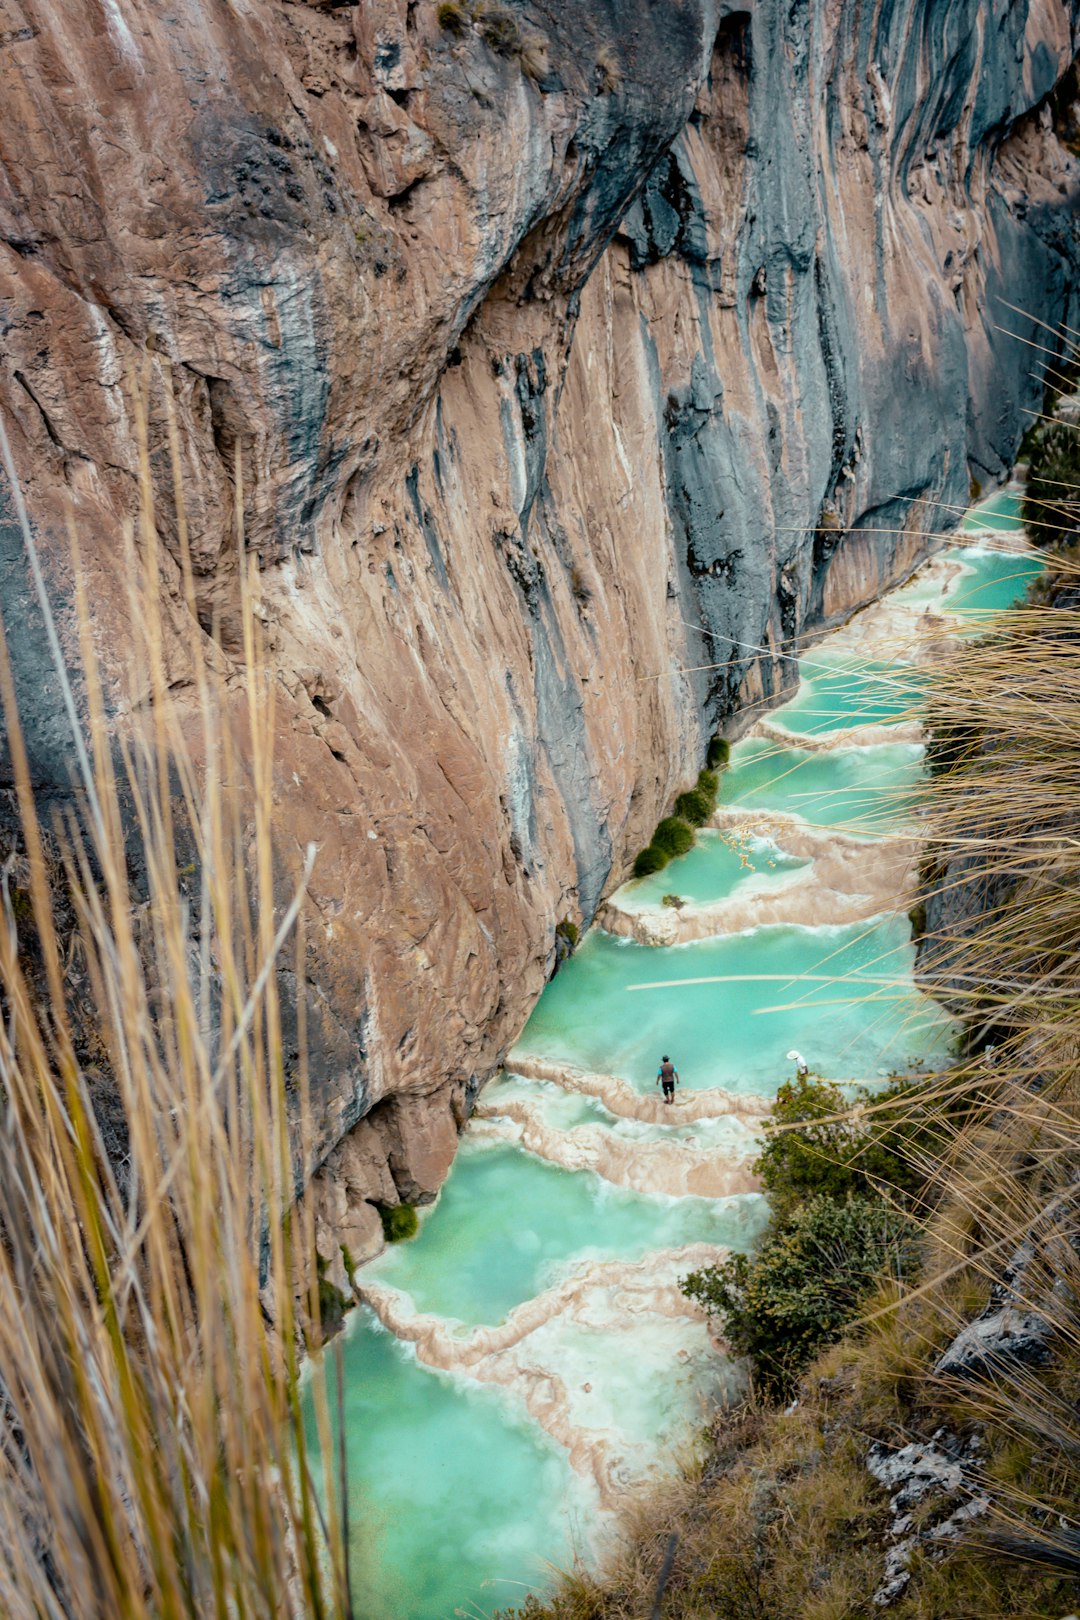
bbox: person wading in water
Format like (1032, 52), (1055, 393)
(656, 1055), (679, 1105)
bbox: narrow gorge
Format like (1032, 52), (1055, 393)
(0, 1), (1078, 1617)
(304, 492), (1041, 1617)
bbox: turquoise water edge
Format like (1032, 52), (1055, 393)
(303, 495), (1039, 1619)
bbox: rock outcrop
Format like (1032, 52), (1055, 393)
(866, 1430), (990, 1607)
(1, 0), (1078, 1252)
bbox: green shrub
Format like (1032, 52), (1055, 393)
(682, 1195), (919, 1399)
(379, 1203), (419, 1243)
(661, 893), (684, 909)
(681, 1072), (946, 1396)
(633, 844), (669, 878)
(476, 5), (521, 55)
(697, 767), (719, 797)
(1022, 418), (1080, 548)
(436, 0), (471, 33)
(652, 816), (695, 858)
(674, 787), (713, 826)
(756, 1072), (932, 1221)
(315, 1254), (350, 1337)
(555, 916), (579, 950)
(707, 735), (731, 769)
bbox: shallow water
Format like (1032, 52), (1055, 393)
(769, 657), (927, 736)
(487, 1071), (762, 1153)
(302, 1319), (584, 1620)
(944, 546), (1043, 619)
(770, 539), (1040, 741)
(512, 916), (956, 1092)
(623, 828), (808, 908)
(719, 737), (925, 833)
(364, 1137), (761, 1325)
(961, 486), (1023, 532)
(303, 489), (1039, 1619)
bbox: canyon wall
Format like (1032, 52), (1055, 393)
(0, 0), (1078, 1266)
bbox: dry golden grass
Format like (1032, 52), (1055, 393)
(0, 378), (349, 1617)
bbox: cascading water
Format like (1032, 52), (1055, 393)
(302, 488), (1039, 1620)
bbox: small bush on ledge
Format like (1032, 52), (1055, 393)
(682, 1194), (919, 1400)
(380, 1203), (419, 1243)
(476, 5), (522, 56)
(674, 787), (713, 826)
(653, 816), (695, 858)
(315, 1254), (350, 1339)
(631, 752), (723, 879)
(661, 893), (685, 909)
(633, 844), (668, 877)
(436, 0), (470, 33)
(707, 735), (731, 769)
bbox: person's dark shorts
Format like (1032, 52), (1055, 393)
(662, 1080), (675, 1098)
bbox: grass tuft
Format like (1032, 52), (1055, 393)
(632, 843), (668, 878)
(437, 0), (471, 34)
(380, 1202), (419, 1242)
(673, 786), (713, 825)
(0, 390), (349, 1614)
(652, 816), (695, 858)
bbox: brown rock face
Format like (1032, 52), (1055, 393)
(1, 0), (1078, 1244)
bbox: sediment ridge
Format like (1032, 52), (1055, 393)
(358, 1243), (737, 1508)
(601, 817), (921, 946)
(503, 1056), (775, 1124)
(468, 1106), (760, 1199)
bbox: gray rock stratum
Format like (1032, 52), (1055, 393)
(1, 0), (1078, 1261)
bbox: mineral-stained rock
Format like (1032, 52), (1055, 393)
(934, 1191), (1080, 1378)
(935, 1303), (1054, 1379)
(1, 0), (1079, 1229)
(867, 1432), (990, 1607)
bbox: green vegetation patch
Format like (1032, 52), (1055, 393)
(1022, 417), (1080, 549)
(673, 787), (713, 826)
(652, 816), (695, 858)
(632, 844), (668, 878)
(632, 751), (723, 877)
(379, 1203), (419, 1243)
(314, 1253), (350, 1339)
(681, 1072), (945, 1397)
(683, 1194), (918, 1400)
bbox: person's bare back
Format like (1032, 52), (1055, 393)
(656, 1055), (679, 1104)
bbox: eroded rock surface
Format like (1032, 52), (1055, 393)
(866, 1431), (990, 1607)
(1, 0), (1078, 1236)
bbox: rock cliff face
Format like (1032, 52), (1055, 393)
(1, 0), (1078, 1261)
